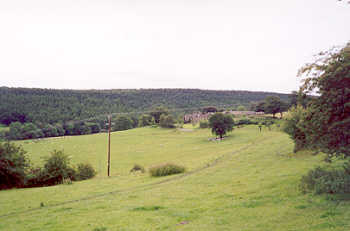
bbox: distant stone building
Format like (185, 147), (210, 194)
(226, 111), (264, 116)
(184, 111), (264, 123)
(184, 112), (213, 124)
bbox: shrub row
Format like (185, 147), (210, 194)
(0, 142), (96, 190)
(3, 121), (101, 141)
(27, 150), (96, 188)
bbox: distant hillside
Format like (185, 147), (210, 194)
(0, 87), (290, 124)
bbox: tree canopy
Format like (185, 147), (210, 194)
(263, 96), (288, 118)
(208, 113), (235, 139)
(288, 43), (350, 157)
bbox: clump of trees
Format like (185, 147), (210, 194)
(159, 114), (176, 128)
(138, 114), (154, 127)
(208, 113), (235, 139)
(113, 115), (133, 131)
(0, 142), (96, 190)
(0, 142), (29, 189)
(284, 43), (350, 194)
(285, 43), (350, 157)
(252, 96), (289, 118)
(4, 121), (101, 141)
(149, 106), (169, 124)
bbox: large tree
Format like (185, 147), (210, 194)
(297, 43), (350, 157)
(263, 96), (288, 118)
(149, 106), (169, 124)
(159, 114), (176, 128)
(113, 115), (133, 131)
(208, 113), (234, 139)
(0, 142), (29, 189)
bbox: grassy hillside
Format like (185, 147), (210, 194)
(1, 126), (349, 231)
(0, 87), (290, 124)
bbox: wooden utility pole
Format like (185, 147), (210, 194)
(107, 115), (111, 177)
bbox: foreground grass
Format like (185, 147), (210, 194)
(1, 126), (350, 230)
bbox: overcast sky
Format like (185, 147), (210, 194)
(0, 0), (349, 93)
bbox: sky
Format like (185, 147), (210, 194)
(0, 0), (349, 93)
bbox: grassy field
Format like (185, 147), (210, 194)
(1, 125), (350, 231)
(0, 124), (8, 132)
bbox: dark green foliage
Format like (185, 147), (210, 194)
(159, 114), (176, 128)
(297, 43), (350, 157)
(283, 106), (308, 152)
(254, 101), (266, 112)
(236, 118), (258, 126)
(236, 105), (246, 111)
(0, 111), (27, 126)
(150, 106), (169, 124)
(113, 115), (133, 131)
(130, 116), (139, 128)
(87, 123), (101, 134)
(0, 142), (29, 189)
(300, 159), (350, 194)
(7, 122), (68, 140)
(39, 150), (76, 186)
(63, 123), (75, 135)
(263, 96), (288, 118)
(27, 151), (96, 187)
(75, 163), (96, 181)
(73, 122), (91, 135)
(130, 164), (145, 173)
(22, 123), (40, 139)
(8, 122), (23, 140)
(0, 145), (96, 189)
(289, 91), (298, 107)
(199, 121), (209, 128)
(202, 106), (217, 113)
(42, 124), (59, 137)
(0, 87), (290, 127)
(149, 163), (185, 177)
(55, 124), (66, 136)
(138, 114), (153, 127)
(208, 113), (235, 139)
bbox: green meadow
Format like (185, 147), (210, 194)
(0, 124), (8, 132)
(1, 125), (350, 231)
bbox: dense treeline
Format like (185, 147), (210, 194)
(0, 87), (290, 125)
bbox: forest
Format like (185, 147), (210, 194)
(0, 87), (290, 140)
(0, 87), (290, 124)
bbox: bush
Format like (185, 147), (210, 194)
(300, 160), (350, 194)
(113, 115), (133, 131)
(149, 163), (185, 177)
(0, 142), (29, 189)
(39, 150), (76, 186)
(282, 106), (308, 152)
(199, 121), (209, 128)
(130, 164), (145, 173)
(159, 114), (176, 128)
(138, 114), (153, 127)
(75, 163), (96, 181)
(236, 118), (258, 126)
